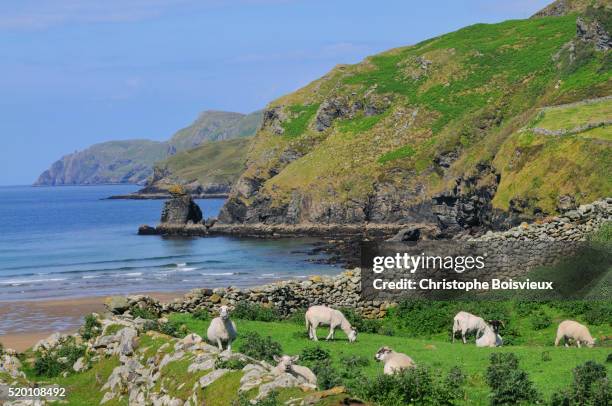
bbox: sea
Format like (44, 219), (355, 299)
(0, 185), (338, 303)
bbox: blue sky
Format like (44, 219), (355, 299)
(0, 0), (551, 185)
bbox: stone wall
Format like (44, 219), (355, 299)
(122, 198), (611, 320)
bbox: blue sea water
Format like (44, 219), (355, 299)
(0, 185), (337, 302)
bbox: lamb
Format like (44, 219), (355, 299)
(305, 305), (357, 342)
(452, 311), (487, 344)
(555, 320), (596, 348)
(206, 305), (237, 352)
(375, 346), (416, 375)
(476, 323), (503, 348)
(273, 355), (317, 386)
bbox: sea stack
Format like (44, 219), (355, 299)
(160, 185), (203, 224)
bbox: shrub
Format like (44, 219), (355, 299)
(583, 302), (612, 325)
(530, 310), (552, 330)
(571, 361), (608, 405)
(446, 366), (466, 389)
(192, 308), (210, 321)
(238, 332), (282, 363)
(81, 314), (102, 340)
(340, 354), (370, 369)
(486, 353), (540, 405)
(312, 360), (344, 390)
(34, 337), (86, 377)
(357, 366), (460, 405)
(388, 300), (453, 336)
(215, 357), (248, 370)
(233, 390), (279, 406)
(232, 302), (280, 322)
(153, 320), (188, 338)
(287, 308), (307, 324)
(606, 353), (612, 364)
(299, 346), (331, 365)
(131, 306), (157, 320)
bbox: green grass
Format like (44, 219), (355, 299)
(378, 145), (416, 164)
(281, 104), (320, 138)
(169, 313), (612, 405)
(534, 98), (612, 132)
(336, 112), (387, 134)
(202, 370), (244, 406)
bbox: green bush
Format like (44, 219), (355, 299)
(530, 310), (552, 330)
(233, 302), (280, 322)
(238, 332), (282, 363)
(34, 337), (86, 378)
(312, 360), (344, 390)
(131, 306), (157, 320)
(299, 346), (331, 364)
(81, 314), (102, 340)
(233, 390), (279, 406)
(584, 302), (612, 325)
(357, 366), (460, 405)
(287, 308), (307, 324)
(571, 361), (608, 405)
(486, 353), (540, 405)
(192, 308), (210, 321)
(215, 357), (248, 370)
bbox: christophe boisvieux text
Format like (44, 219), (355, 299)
(371, 253), (553, 291)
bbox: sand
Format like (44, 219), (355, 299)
(0, 292), (185, 352)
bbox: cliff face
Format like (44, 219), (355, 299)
(35, 110), (262, 186)
(34, 140), (172, 186)
(219, 7), (611, 232)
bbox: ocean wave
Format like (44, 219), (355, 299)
(121, 272), (142, 277)
(200, 272), (234, 276)
(0, 277), (67, 286)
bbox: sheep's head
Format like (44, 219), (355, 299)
(587, 338), (596, 348)
(348, 328), (357, 343)
(488, 320), (504, 334)
(219, 306), (230, 320)
(375, 346), (392, 362)
(273, 355), (299, 372)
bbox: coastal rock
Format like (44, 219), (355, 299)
(105, 296), (130, 314)
(160, 194), (203, 224)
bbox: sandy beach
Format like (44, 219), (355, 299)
(0, 292), (185, 352)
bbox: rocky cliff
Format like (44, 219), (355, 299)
(219, 5), (611, 234)
(35, 110), (262, 186)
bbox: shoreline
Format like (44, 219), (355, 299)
(0, 291), (186, 352)
(107, 193), (229, 200)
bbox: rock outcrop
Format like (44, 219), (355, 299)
(160, 192), (203, 225)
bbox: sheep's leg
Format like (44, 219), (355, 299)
(554, 335), (560, 347)
(227, 340), (232, 353)
(325, 324), (335, 340)
(216, 338), (223, 351)
(576, 340), (581, 348)
(311, 322), (319, 341)
(462, 331), (467, 344)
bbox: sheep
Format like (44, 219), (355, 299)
(305, 305), (357, 342)
(206, 305), (237, 352)
(375, 346), (416, 375)
(555, 320), (596, 348)
(273, 355), (317, 386)
(476, 323), (503, 348)
(452, 311), (487, 344)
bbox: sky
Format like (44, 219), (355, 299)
(0, 0), (552, 185)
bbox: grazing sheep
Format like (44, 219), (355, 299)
(273, 355), (317, 386)
(555, 320), (595, 348)
(375, 346), (416, 375)
(452, 311), (487, 344)
(206, 305), (237, 352)
(476, 324), (503, 348)
(305, 305), (357, 342)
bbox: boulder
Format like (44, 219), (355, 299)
(160, 194), (203, 224)
(105, 296), (130, 314)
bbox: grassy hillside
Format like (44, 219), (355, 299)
(221, 6), (611, 225)
(34, 140), (172, 186)
(156, 137), (251, 186)
(169, 110), (262, 151)
(35, 110), (262, 186)
(167, 311), (611, 405)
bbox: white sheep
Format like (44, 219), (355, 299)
(305, 305), (357, 342)
(452, 311), (487, 344)
(375, 346), (416, 375)
(273, 355), (317, 386)
(475, 324), (503, 348)
(555, 320), (596, 348)
(206, 305), (237, 352)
